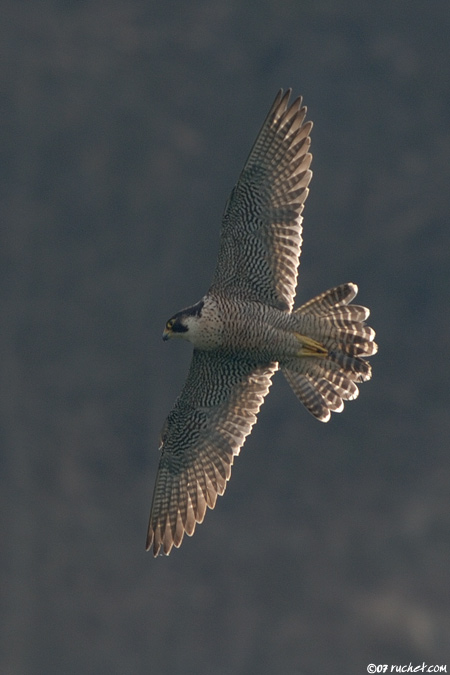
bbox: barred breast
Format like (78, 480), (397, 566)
(207, 294), (297, 358)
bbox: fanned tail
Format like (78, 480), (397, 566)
(282, 283), (377, 422)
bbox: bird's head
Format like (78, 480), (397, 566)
(162, 300), (205, 342)
(162, 313), (189, 341)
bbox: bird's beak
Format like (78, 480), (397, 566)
(162, 328), (171, 341)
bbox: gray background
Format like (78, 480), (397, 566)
(2, 1), (450, 674)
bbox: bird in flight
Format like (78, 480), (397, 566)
(146, 90), (377, 556)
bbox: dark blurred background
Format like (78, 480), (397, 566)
(2, 1), (450, 674)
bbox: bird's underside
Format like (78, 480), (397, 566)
(146, 89), (378, 557)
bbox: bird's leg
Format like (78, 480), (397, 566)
(294, 332), (328, 357)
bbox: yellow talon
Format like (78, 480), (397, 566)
(294, 332), (328, 357)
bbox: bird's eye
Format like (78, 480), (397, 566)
(166, 319), (174, 330)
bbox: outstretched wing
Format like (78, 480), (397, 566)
(147, 350), (277, 556)
(209, 89), (313, 311)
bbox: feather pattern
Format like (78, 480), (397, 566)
(282, 284), (377, 420)
(210, 89), (312, 311)
(147, 350), (277, 556)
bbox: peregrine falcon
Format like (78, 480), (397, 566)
(147, 90), (377, 556)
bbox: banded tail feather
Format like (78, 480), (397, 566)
(282, 283), (377, 422)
